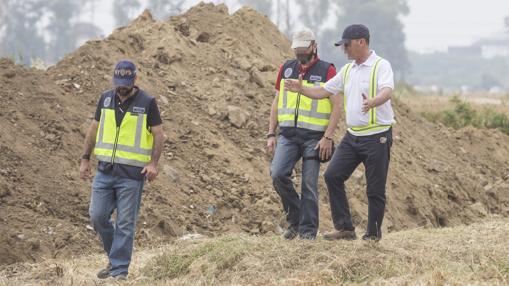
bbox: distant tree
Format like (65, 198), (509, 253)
(45, 0), (101, 63)
(0, 0), (47, 65)
(147, 0), (186, 20)
(332, 0), (410, 78)
(113, 0), (141, 27)
(297, 0), (331, 34)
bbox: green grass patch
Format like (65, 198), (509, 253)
(423, 96), (509, 134)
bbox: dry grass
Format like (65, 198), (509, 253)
(1, 217), (509, 285)
(398, 93), (509, 116)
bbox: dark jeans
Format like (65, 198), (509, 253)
(324, 128), (392, 237)
(270, 132), (321, 237)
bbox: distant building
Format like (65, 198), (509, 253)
(447, 37), (509, 59)
(479, 38), (509, 58)
(447, 45), (481, 57)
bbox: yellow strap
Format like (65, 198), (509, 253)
(369, 58), (383, 125)
(342, 63), (352, 112)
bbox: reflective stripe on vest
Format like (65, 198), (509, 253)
(343, 57), (391, 134)
(94, 108), (153, 168)
(277, 80), (332, 132)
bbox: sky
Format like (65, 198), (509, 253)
(88, 0), (509, 54)
(404, 0), (509, 53)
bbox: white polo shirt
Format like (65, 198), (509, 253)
(324, 50), (395, 136)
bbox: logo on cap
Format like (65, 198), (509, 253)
(114, 69), (135, 77)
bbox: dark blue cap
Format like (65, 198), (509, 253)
(113, 60), (137, 87)
(334, 24), (370, 46)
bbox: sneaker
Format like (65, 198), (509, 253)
(282, 226), (299, 240)
(96, 263), (112, 279)
(323, 229), (357, 241)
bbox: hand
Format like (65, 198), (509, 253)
(141, 163), (158, 182)
(266, 137), (277, 155)
(314, 137), (333, 161)
(79, 159), (92, 181)
(361, 93), (373, 114)
(284, 74), (303, 93)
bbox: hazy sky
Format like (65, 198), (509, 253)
(89, 0), (509, 54)
(404, 0), (508, 53)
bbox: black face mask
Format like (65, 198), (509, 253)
(297, 50), (315, 65)
(116, 87), (133, 97)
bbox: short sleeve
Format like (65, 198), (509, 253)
(147, 98), (163, 127)
(377, 60), (394, 90)
(94, 94), (104, 121)
(274, 64), (283, 91)
(323, 64), (346, 95)
(326, 64), (337, 80)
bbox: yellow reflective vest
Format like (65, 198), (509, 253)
(277, 59), (333, 132)
(342, 57), (392, 135)
(94, 90), (154, 168)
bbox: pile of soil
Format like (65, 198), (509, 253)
(1, 3), (508, 265)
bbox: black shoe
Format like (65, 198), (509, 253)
(96, 263), (112, 279)
(299, 233), (316, 240)
(282, 226), (298, 240)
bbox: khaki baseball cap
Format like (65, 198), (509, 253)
(291, 28), (316, 49)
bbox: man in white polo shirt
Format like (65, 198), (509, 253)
(285, 24), (394, 241)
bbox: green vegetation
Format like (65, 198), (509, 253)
(423, 96), (509, 135)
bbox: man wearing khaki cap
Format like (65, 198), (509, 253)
(266, 28), (339, 240)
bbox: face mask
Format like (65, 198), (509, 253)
(297, 52), (313, 65)
(116, 87), (133, 97)
(297, 49), (316, 65)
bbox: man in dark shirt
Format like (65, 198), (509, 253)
(79, 60), (164, 280)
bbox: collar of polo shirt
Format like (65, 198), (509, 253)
(352, 50), (377, 67)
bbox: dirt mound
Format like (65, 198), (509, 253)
(1, 2), (509, 265)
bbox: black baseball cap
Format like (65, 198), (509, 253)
(334, 24), (370, 46)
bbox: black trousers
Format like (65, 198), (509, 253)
(324, 128), (392, 237)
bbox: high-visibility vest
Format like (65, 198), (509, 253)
(277, 59), (333, 132)
(342, 57), (392, 134)
(94, 90), (154, 168)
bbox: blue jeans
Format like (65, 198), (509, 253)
(270, 133), (321, 237)
(89, 170), (144, 276)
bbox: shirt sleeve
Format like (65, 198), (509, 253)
(147, 98), (163, 127)
(323, 64), (345, 95)
(377, 59), (394, 90)
(326, 64), (337, 80)
(274, 64), (283, 91)
(94, 94), (104, 121)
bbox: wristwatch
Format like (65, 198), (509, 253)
(266, 133), (276, 139)
(324, 136), (333, 141)
(81, 154), (91, 160)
